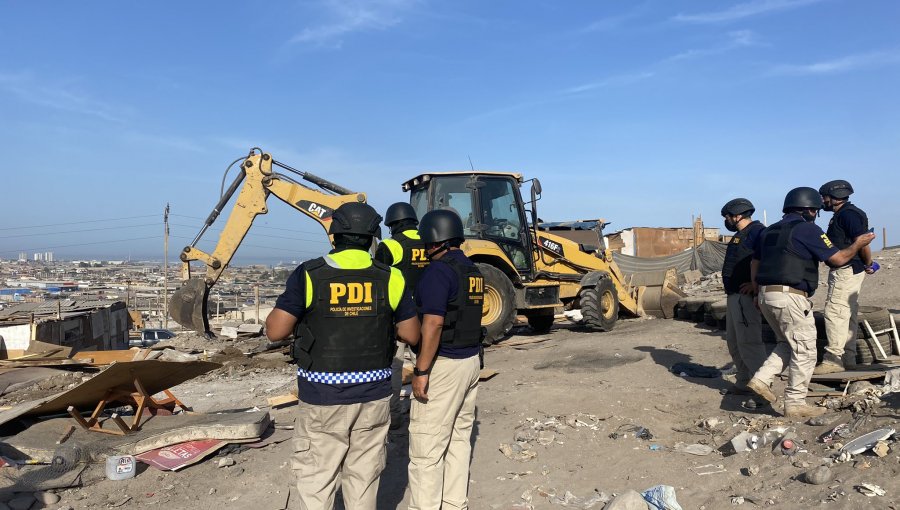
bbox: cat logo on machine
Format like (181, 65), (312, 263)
(539, 237), (564, 258)
(296, 200), (333, 220)
(327, 282), (376, 317)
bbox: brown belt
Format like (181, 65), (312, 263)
(761, 285), (807, 297)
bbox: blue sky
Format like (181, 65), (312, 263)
(2, 0), (898, 265)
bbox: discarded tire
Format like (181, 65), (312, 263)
(855, 306), (893, 365)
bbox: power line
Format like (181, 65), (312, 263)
(0, 215), (159, 231)
(0, 236), (161, 254)
(170, 213), (326, 236)
(168, 224), (329, 244)
(0, 223), (159, 239)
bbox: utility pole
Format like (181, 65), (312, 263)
(255, 283), (260, 324)
(164, 203), (169, 329)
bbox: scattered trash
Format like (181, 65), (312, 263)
(731, 496), (744, 505)
(604, 489), (649, 510)
(642, 484), (683, 510)
(802, 466), (832, 485)
(105, 455), (136, 481)
(730, 431), (755, 453)
(856, 483), (886, 497)
(673, 443), (713, 456)
(819, 423), (851, 444)
(136, 439), (228, 471)
(609, 424), (653, 440)
(217, 457), (236, 468)
(499, 443), (537, 462)
(548, 489), (608, 508)
(690, 464), (726, 475)
(872, 441), (889, 458)
(779, 438), (798, 456)
(839, 428), (896, 455)
(742, 465), (760, 477)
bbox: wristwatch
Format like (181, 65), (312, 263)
(413, 366), (431, 376)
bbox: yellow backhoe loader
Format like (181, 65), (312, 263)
(169, 149), (366, 335)
(401, 171), (684, 344)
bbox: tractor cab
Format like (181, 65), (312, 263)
(403, 172), (536, 277)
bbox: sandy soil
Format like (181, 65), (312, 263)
(2, 249), (898, 510)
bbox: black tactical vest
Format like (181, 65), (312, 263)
(722, 221), (765, 294)
(756, 219), (820, 294)
(391, 230), (430, 293)
(292, 257), (394, 372)
(435, 256), (484, 347)
(827, 203), (868, 267)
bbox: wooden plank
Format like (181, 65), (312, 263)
(72, 348), (142, 365)
(0, 360), (222, 427)
(267, 394), (299, 408)
(495, 336), (551, 348)
(479, 368), (499, 381)
(810, 370), (886, 382)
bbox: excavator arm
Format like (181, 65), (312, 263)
(169, 150), (366, 335)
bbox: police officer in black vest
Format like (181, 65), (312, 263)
(814, 180), (877, 374)
(266, 202), (420, 510)
(747, 187), (873, 419)
(720, 198), (768, 402)
(375, 202), (431, 431)
(407, 209), (483, 510)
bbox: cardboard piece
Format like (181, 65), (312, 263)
(136, 439), (227, 471)
(267, 394), (299, 408)
(479, 368), (499, 381)
(0, 360), (221, 427)
(1, 411), (271, 462)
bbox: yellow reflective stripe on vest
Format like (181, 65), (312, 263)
(402, 229), (421, 240)
(382, 238), (404, 265)
(388, 267), (404, 311)
(304, 271), (313, 309)
(326, 249), (373, 269)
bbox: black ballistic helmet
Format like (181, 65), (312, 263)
(721, 198), (755, 217)
(782, 187), (823, 213)
(819, 180), (854, 199)
(328, 202), (383, 237)
(418, 209), (465, 244)
(384, 202), (418, 226)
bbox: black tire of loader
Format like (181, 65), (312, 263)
(581, 277), (619, 332)
(475, 263), (516, 346)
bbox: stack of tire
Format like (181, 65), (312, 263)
(758, 306), (893, 367)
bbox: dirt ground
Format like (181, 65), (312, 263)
(2, 249), (899, 509)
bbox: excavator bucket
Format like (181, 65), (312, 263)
(629, 268), (687, 319)
(169, 278), (212, 336)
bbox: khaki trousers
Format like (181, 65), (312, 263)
(824, 266), (865, 359)
(291, 396), (390, 510)
(725, 293), (767, 388)
(408, 355), (480, 510)
(753, 290), (818, 406)
(390, 342), (407, 425)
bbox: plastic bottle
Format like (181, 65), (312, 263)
(106, 455), (136, 480)
(780, 438), (798, 456)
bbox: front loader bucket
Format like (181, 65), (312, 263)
(169, 278), (212, 336)
(629, 269), (687, 319)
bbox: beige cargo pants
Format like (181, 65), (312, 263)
(291, 396), (390, 510)
(725, 293), (767, 389)
(823, 265), (865, 360)
(408, 355), (480, 510)
(753, 290), (817, 406)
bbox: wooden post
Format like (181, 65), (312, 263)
(255, 284), (260, 324)
(164, 203), (169, 329)
(883, 227), (887, 251)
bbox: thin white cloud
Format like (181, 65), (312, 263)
(673, 0), (823, 23)
(771, 49), (900, 75)
(577, 3), (651, 34)
(0, 72), (129, 123)
(561, 72), (655, 95)
(666, 30), (761, 61)
(288, 0), (416, 48)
